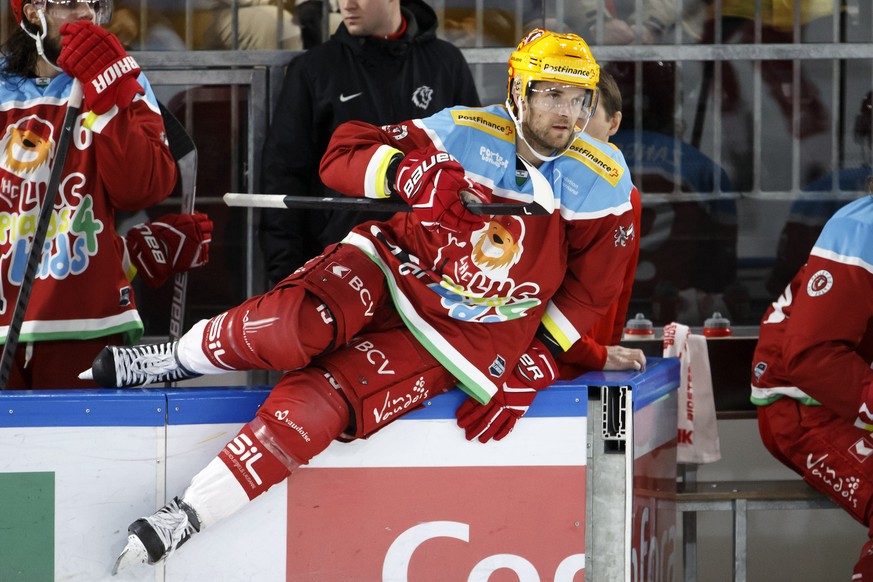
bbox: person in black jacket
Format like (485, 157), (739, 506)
(259, 0), (481, 286)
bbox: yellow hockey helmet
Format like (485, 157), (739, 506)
(507, 29), (600, 112)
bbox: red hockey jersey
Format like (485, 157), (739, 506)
(751, 195), (873, 421)
(321, 105), (638, 402)
(0, 71), (176, 345)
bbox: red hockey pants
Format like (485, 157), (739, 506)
(759, 397), (873, 579)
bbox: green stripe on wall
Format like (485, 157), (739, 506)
(0, 472), (54, 582)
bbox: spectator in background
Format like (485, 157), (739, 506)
(751, 185), (873, 579)
(436, 0), (540, 47)
(106, 2), (187, 51)
(200, 0), (301, 50)
(689, 0), (837, 201)
(765, 90), (873, 297)
(433, 0), (702, 48)
(259, 0), (480, 286)
(694, 0), (835, 141)
(293, 0), (343, 48)
(558, 70), (645, 378)
(0, 0), (210, 388)
(573, 0), (691, 45)
(119, 0), (302, 50)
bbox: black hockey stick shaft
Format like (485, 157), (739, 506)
(223, 193), (551, 216)
(158, 103), (198, 343)
(0, 81), (83, 389)
(225, 152), (554, 216)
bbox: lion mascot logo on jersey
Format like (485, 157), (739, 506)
(0, 115), (55, 185)
(471, 215), (525, 279)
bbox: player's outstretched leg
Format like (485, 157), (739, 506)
(83, 283), (341, 387)
(112, 368), (350, 573)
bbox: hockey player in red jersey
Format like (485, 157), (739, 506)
(558, 69), (645, 378)
(0, 0), (212, 388)
(751, 186), (873, 578)
(83, 29), (639, 572)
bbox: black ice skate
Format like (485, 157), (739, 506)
(112, 497), (201, 575)
(83, 342), (200, 387)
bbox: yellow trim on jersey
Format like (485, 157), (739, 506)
(451, 110), (515, 143)
(365, 145), (404, 199)
(541, 313), (573, 351)
(565, 139), (624, 187)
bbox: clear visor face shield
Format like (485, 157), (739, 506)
(21, 0), (113, 69)
(510, 80), (600, 163)
(526, 83), (599, 129)
(28, 0), (113, 25)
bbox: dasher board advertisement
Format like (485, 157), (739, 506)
(0, 384), (587, 582)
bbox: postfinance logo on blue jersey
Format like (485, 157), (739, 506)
(566, 140), (624, 186)
(451, 110), (515, 142)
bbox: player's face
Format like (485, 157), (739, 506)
(584, 104), (614, 142)
(339, 0), (398, 37)
(522, 82), (592, 155)
(24, 0), (97, 62)
(43, 0), (99, 22)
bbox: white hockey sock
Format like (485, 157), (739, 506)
(176, 319), (229, 375)
(181, 457), (251, 529)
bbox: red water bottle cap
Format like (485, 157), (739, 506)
(703, 311), (732, 337)
(624, 313), (654, 338)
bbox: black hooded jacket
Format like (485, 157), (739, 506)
(259, 0), (481, 285)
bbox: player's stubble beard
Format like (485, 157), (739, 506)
(521, 112), (576, 157)
(42, 34), (61, 66)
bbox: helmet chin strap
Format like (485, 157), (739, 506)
(506, 96), (585, 164)
(22, 10), (63, 73)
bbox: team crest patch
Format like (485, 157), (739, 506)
(807, 269), (833, 297)
(119, 286), (131, 307)
(614, 223), (635, 247)
(489, 355), (506, 377)
(753, 361), (767, 381)
(382, 124), (408, 140)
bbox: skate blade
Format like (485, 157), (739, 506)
(111, 534), (149, 576)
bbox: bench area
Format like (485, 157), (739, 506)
(623, 335), (837, 582)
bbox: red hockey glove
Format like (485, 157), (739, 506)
(57, 22), (145, 115)
(126, 212), (213, 288)
(456, 338), (558, 443)
(394, 148), (490, 233)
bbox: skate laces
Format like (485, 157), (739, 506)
(145, 499), (198, 559)
(112, 342), (196, 386)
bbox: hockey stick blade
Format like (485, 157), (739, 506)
(223, 193), (551, 216)
(459, 190), (550, 216)
(0, 81), (83, 389)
